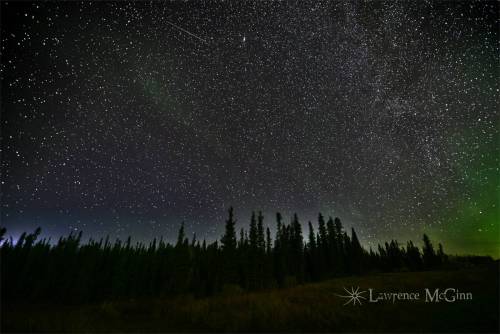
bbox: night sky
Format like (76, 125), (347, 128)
(1, 1), (498, 256)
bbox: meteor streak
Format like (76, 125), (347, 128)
(165, 19), (208, 44)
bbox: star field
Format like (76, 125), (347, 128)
(1, 1), (498, 255)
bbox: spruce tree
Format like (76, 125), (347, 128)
(308, 221), (316, 251)
(326, 217), (338, 274)
(221, 207), (237, 251)
(350, 228), (364, 273)
(249, 211), (258, 249)
(291, 214), (304, 281)
(437, 243), (447, 264)
(422, 234), (436, 269)
(306, 221), (318, 280)
(239, 228), (245, 248)
(317, 213), (327, 247)
(257, 211), (265, 251)
(266, 227), (272, 255)
(176, 222), (185, 248)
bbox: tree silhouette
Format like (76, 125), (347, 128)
(249, 211), (258, 250)
(0, 208), (468, 305)
(266, 227), (272, 255)
(422, 234), (437, 269)
(221, 207), (237, 252)
(350, 228), (364, 274)
(257, 211), (265, 252)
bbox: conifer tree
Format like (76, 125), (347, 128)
(239, 228), (245, 248)
(0, 210), (454, 304)
(176, 222), (185, 248)
(266, 227), (272, 255)
(405, 240), (422, 270)
(308, 221), (316, 251)
(437, 243), (447, 265)
(221, 207), (237, 251)
(257, 211), (265, 251)
(317, 213), (327, 247)
(291, 213), (304, 281)
(274, 212), (285, 286)
(306, 221), (318, 280)
(249, 211), (258, 249)
(350, 228), (364, 273)
(422, 234), (436, 269)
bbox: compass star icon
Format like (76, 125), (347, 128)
(336, 286), (367, 306)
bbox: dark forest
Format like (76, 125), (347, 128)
(2, 207), (475, 304)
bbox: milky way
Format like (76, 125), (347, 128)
(1, 1), (498, 255)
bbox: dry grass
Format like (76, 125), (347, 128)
(3, 265), (498, 332)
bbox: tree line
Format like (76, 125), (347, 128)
(1, 207), (451, 304)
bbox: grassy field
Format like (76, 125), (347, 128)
(3, 264), (498, 332)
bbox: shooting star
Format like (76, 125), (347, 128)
(165, 19), (208, 44)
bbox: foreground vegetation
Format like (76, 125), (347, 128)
(4, 265), (498, 332)
(2, 208), (497, 332)
(2, 208), (453, 304)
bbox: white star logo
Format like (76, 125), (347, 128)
(336, 286), (367, 306)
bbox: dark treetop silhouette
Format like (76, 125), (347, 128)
(1, 207), (457, 304)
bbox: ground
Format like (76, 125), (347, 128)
(3, 264), (498, 332)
